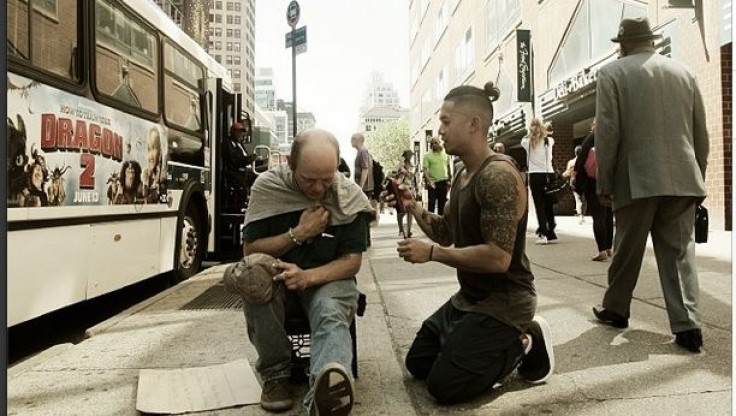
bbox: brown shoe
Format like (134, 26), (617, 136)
(591, 252), (608, 262)
(260, 378), (293, 412)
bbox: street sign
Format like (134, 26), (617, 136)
(294, 43), (307, 55)
(285, 26), (307, 48)
(286, 1), (300, 28)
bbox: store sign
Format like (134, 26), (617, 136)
(516, 30), (532, 102)
(554, 68), (598, 100)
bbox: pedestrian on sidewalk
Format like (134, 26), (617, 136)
(393, 149), (418, 238)
(563, 145), (586, 224)
(592, 18), (709, 353)
(351, 132), (377, 245)
(574, 120), (613, 262)
(385, 82), (555, 405)
(521, 117), (558, 245)
(241, 128), (375, 415)
(422, 136), (451, 215)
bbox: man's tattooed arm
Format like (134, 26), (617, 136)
(475, 161), (526, 261)
(409, 203), (453, 246)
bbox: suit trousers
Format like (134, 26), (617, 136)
(405, 300), (524, 404)
(602, 196), (700, 333)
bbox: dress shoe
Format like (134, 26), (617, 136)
(592, 306), (628, 328)
(675, 328), (703, 353)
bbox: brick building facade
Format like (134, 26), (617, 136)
(408, 0), (731, 229)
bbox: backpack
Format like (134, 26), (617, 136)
(372, 159), (385, 192)
(584, 147), (597, 179)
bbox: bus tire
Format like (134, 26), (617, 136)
(174, 203), (204, 282)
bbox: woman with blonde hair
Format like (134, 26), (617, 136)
(521, 117), (557, 244)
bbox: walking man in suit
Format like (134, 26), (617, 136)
(592, 18), (709, 353)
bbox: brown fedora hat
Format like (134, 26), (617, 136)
(611, 17), (662, 43)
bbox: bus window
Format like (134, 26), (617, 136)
(94, 0), (158, 113)
(163, 42), (205, 133)
(7, 0), (81, 82)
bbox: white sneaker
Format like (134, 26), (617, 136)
(535, 236), (548, 245)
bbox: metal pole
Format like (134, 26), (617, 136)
(291, 30), (297, 140)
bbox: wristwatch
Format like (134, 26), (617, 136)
(288, 227), (303, 246)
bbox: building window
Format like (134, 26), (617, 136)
(235, 2), (241, 12)
(215, 28), (222, 36)
(435, 67), (447, 103)
(214, 41), (221, 50)
(420, 0), (429, 19)
(209, 13), (214, 22)
(215, 55), (221, 63)
(215, 1), (222, 10)
(234, 69), (241, 78)
(226, 1), (233, 11)
(548, 0), (647, 84)
(227, 29), (233, 37)
(450, 0), (460, 14)
(421, 38), (431, 69)
(234, 55), (241, 65)
(234, 82), (241, 92)
(435, 2), (448, 45)
(226, 15), (233, 24)
(455, 26), (474, 82)
(215, 14), (222, 23)
(234, 42), (241, 52)
(226, 55), (232, 64)
(234, 16), (241, 25)
(486, 0), (520, 52)
(234, 29), (241, 38)
(226, 42), (232, 51)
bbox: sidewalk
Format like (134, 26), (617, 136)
(8, 212), (732, 415)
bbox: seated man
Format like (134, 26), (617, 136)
(241, 128), (374, 416)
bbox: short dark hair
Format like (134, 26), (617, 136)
(289, 129), (340, 170)
(444, 81), (500, 129)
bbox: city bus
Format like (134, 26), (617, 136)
(7, 0), (255, 326)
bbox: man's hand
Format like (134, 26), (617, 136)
(295, 206), (329, 242)
(397, 239), (433, 263)
(428, 180), (436, 189)
(272, 260), (316, 290)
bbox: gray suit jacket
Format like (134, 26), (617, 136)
(595, 49), (709, 211)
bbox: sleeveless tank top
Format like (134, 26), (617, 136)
(448, 154), (536, 330)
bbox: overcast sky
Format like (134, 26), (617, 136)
(254, 0), (410, 162)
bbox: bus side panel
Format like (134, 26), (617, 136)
(87, 219), (162, 298)
(159, 216), (177, 274)
(8, 226), (91, 326)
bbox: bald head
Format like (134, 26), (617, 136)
(350, 133), (365, 149)
(289, 128), (340, 200)
(289, 128), (340, 171)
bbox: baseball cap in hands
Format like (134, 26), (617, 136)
(223, 253), (278, 304)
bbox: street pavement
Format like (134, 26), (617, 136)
(8, 211), (732, 415)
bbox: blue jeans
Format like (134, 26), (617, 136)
(243, 278), (358, 410)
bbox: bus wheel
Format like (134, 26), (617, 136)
(175, 205), (203, 282)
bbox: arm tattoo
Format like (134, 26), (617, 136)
(418, 208), (453, 246)
(475, 163), (522, 254)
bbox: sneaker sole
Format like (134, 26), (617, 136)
(529, 316), (555, 384)
(313, 363), (354, 416)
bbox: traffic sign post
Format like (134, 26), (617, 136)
(285, 26), (307, 49)
(287, 0), (300, 28)
(286, 1), (303, 139)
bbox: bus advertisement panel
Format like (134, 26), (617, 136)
(8, 73), (168, 209)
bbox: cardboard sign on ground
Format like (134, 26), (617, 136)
(136, 359), (261, 414)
